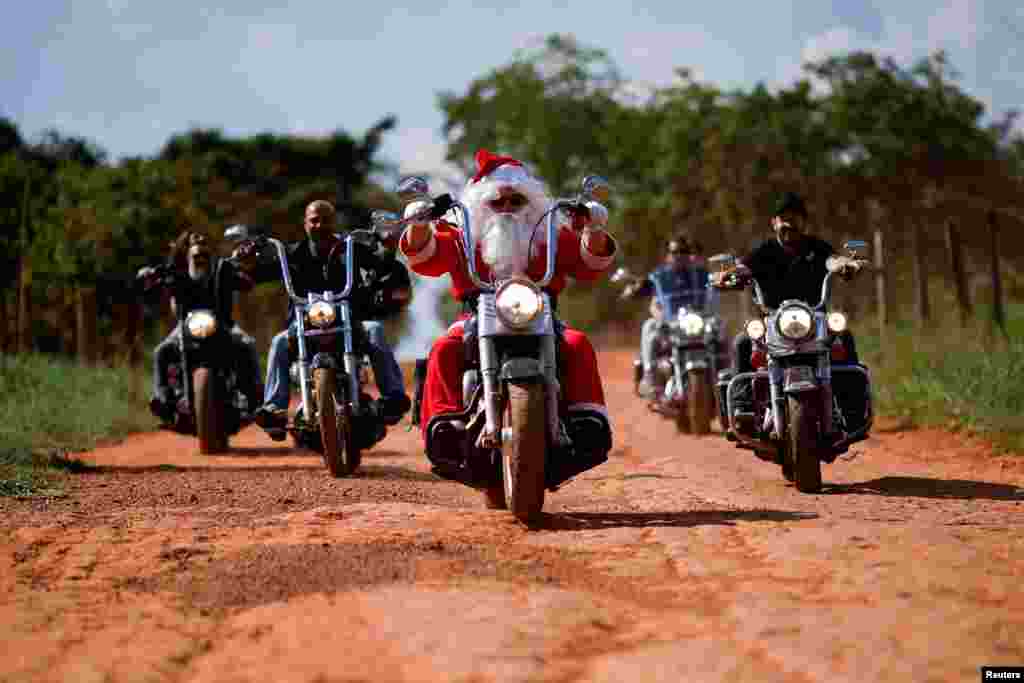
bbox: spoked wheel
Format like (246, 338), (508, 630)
(501, 383), (547, 522)
(787, 395), (823, 493)
(194, 367), (227, 455)
(314, 368), (358, 477)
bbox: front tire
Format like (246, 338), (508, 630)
(314, 368), (358, 477)
(483, 483), (507, 510)
(687, 369), (713, 436)
(787, 395), (823, 493)
(501, 383), (547, 522)
(194, 367), (227, 455)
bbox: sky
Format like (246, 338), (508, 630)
(3, 0), (1022, 183)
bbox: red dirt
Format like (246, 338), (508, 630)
(3, 350), (1022, 682)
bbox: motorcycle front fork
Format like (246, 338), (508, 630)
(767, 357), (834, 440)
(477, 335), (561, 449)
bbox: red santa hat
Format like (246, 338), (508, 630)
(470, 149), (523, 183)
(460, 149), (551, 231)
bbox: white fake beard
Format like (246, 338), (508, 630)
(188, 260), (210, 283)
(480, 213), (536, 279)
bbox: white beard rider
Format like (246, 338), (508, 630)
(462, 162), (552, 281)
(188, 245), (211, 283)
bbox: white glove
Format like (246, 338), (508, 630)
(403, 200), (433, 227)
(583, 200), (609, 228)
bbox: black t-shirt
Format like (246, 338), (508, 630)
(167, 258), (248, 328)
(253, 238), (410, 324)
(741, 236), (835, 309)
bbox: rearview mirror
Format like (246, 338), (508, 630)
(224, 224), (249, 242)
(708, 253), (736, 269)
(610, 267), (633, 283)
(396, 175), (430, 202)
(371, 210), (402, 229)
(843, 239), (867, 255)
(581, 175), (611, 203)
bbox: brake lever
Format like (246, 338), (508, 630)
(428, 193), (455, 219)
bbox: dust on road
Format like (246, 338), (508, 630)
(3, 350), (1023, 682)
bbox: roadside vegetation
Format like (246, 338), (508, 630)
(858, 305), (1024, 452)
(0, 353), (153, 496)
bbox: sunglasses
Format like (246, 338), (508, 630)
(488, 194), (528, 211)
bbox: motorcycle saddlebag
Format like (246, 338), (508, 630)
(831, 364), (872, 434)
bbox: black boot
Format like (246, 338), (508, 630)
(149, 390), (175, 424)
(548, 411), (612, 489)
(729, 378), (756, 437)
(377, 394), (412, 426)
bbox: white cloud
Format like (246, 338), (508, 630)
(926, 0), (979, 50)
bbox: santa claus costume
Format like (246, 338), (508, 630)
(399, 150), (617, 457)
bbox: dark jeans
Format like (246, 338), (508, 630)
(153, 324), (262, 408)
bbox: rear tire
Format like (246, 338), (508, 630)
(194, 368), (227, 455)
(314, 368), (356, 477)
(687, 369), (712, 436)
(501, 383), (547, 522)
(674, 406), (690, 434)
(787, 395), (823, 493)
(483, 483), (507, 510)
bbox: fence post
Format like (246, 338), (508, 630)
(16, 256), (32, 354)
(912, 219), (930, 327)
(75, 286), (97, 365)
(873, 229), (886, 339)
(944, 218), (972, 326)
(988, 210), (1007, 340)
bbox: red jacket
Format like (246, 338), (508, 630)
(399, 220), (617, 301)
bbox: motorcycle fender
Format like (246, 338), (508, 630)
(783, 365), (819, 393)
(310, 352), (337, 370)
(500, 358), (543, 384)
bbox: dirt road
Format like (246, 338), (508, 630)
(3, 350), (1023, 682)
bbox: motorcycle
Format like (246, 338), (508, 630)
(224, 223), (395, 477)
(136, 249), (256, 455)
(611, 267), (725, 435)
(710, 241), (873, 492)
(388, 174), (612, 522)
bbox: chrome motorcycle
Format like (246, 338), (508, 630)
(613, 267), (724, 435)
(711, 241), (872, 492)
(389, 174), (612, 522)
(225, 224), (394, 477)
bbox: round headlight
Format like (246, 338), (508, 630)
(678, 311), (705, 336)
(495, 280), (543, 328)
(827, 312), (848, 333)
(778, 305), (814, 339)
(745, 318), (767, 340)
(307, 301), (337, 328)
(185, 310), (217, 338)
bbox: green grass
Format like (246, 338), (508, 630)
(0, 353), (153, 496)
(857, 304), (1024, 452)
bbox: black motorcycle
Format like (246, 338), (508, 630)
(136, 255), (256, 454)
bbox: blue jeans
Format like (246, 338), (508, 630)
(263, 320), (407, 410)
(640, 317), (660, 373)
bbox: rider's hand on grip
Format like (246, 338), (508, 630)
(583, 200), (609, 229)
(428, 194), (455, 219)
